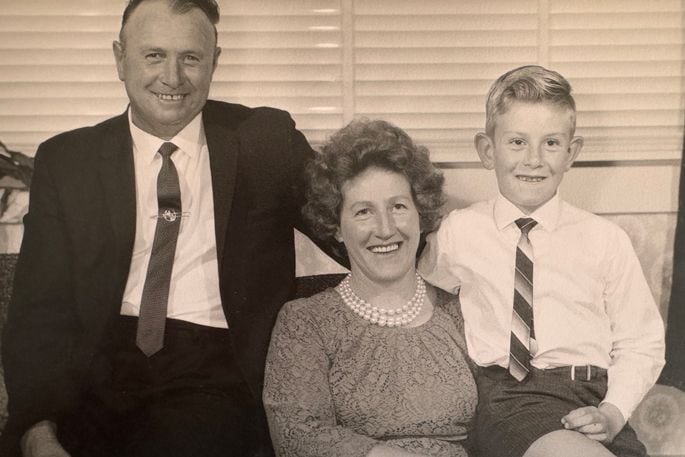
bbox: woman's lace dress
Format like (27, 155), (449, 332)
(263, 287), (477, 457)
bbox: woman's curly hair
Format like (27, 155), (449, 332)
(303, 118), (446, 246)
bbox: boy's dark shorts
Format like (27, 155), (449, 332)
(473, 365), (648, 457)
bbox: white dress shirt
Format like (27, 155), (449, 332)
(121, 110), (226, 328)
(418, 193), (665, 420)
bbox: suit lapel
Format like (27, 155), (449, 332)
(94, 105), (240, 280)
(204, 109), (240, 261)
(97, 112), (136, 276)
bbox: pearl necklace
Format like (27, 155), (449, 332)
(336, 273), (426, 327)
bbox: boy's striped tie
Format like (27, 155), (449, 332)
(509, 217), (537, 381)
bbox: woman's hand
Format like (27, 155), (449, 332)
(561, 403), (626, 444)
(20, 421), (71, 457)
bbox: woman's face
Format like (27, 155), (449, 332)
(336, 167), (421, 287)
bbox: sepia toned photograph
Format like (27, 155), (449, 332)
(0, 1), (683, 456)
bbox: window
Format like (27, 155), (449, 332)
(1, 0), (683, 213)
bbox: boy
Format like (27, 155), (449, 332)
(418, 65), (665, 457)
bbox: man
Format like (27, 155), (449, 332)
(0, 0), (325, 455)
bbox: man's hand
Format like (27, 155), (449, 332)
(561, 402), (626, 444)
(20, 421), (71, 457)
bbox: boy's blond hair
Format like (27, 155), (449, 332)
(485, 65), (577, 137)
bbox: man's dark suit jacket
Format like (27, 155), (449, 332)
(0, 100), (319, 451)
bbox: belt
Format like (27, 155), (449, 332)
(567, 365), (606, 381)
(114, 315), (231, 344)
(480, 364), (607, 381)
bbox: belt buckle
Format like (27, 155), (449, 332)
(571, 365), (592, 381)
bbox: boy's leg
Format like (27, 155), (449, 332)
(474, 366), (648, 457)
(524, 429), (615, 457)
(474, 367), (565, 457)
(524, 422), (647, 457)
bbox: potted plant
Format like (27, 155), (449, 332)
(0, 141), (34, 222)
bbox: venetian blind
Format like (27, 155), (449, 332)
(0, 0), (343, 156)
(0, 0), (683, 164)
(353, 0), (684, 163)
(547, 0), (684, 162)
(213, 1), (343, 146)
(354, 0), (539, 162)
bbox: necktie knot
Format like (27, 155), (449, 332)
(515, 217), (537, 236)
(158, 142), (178, 159)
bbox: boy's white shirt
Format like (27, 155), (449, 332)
(418, 192), (665, 421)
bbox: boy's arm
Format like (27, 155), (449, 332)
(601, 228), (665, 421)
(581, 228), (664, 429)
(563, 227), (664, 443)
(417, 215), (461, 294)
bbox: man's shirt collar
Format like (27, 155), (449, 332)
(128, 109), (205, 164)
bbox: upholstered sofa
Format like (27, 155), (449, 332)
(0, 254), (17, 432)
(0, 242), (683, 455)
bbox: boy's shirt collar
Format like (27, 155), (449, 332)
(494, 193), (561, 232)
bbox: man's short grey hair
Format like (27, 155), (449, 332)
(119, 0), (220, 43)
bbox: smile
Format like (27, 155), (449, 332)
(154, 92), (186, 101)
(517, 175), (545, 182)
(369, 243), (400, 253)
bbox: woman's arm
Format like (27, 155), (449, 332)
(263, 299), (380, 457)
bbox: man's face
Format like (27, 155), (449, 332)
(476, 101), (583, 214)
(113, 0), (221, 139)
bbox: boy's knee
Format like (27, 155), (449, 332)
(524, 429), (616, 457)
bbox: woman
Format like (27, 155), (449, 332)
(263, 119), (477, 457)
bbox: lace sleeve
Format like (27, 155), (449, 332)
(440, 290), (478, 378)
(263, 297), (379, 457)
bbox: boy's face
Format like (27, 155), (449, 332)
(475, 101), (583, 214)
